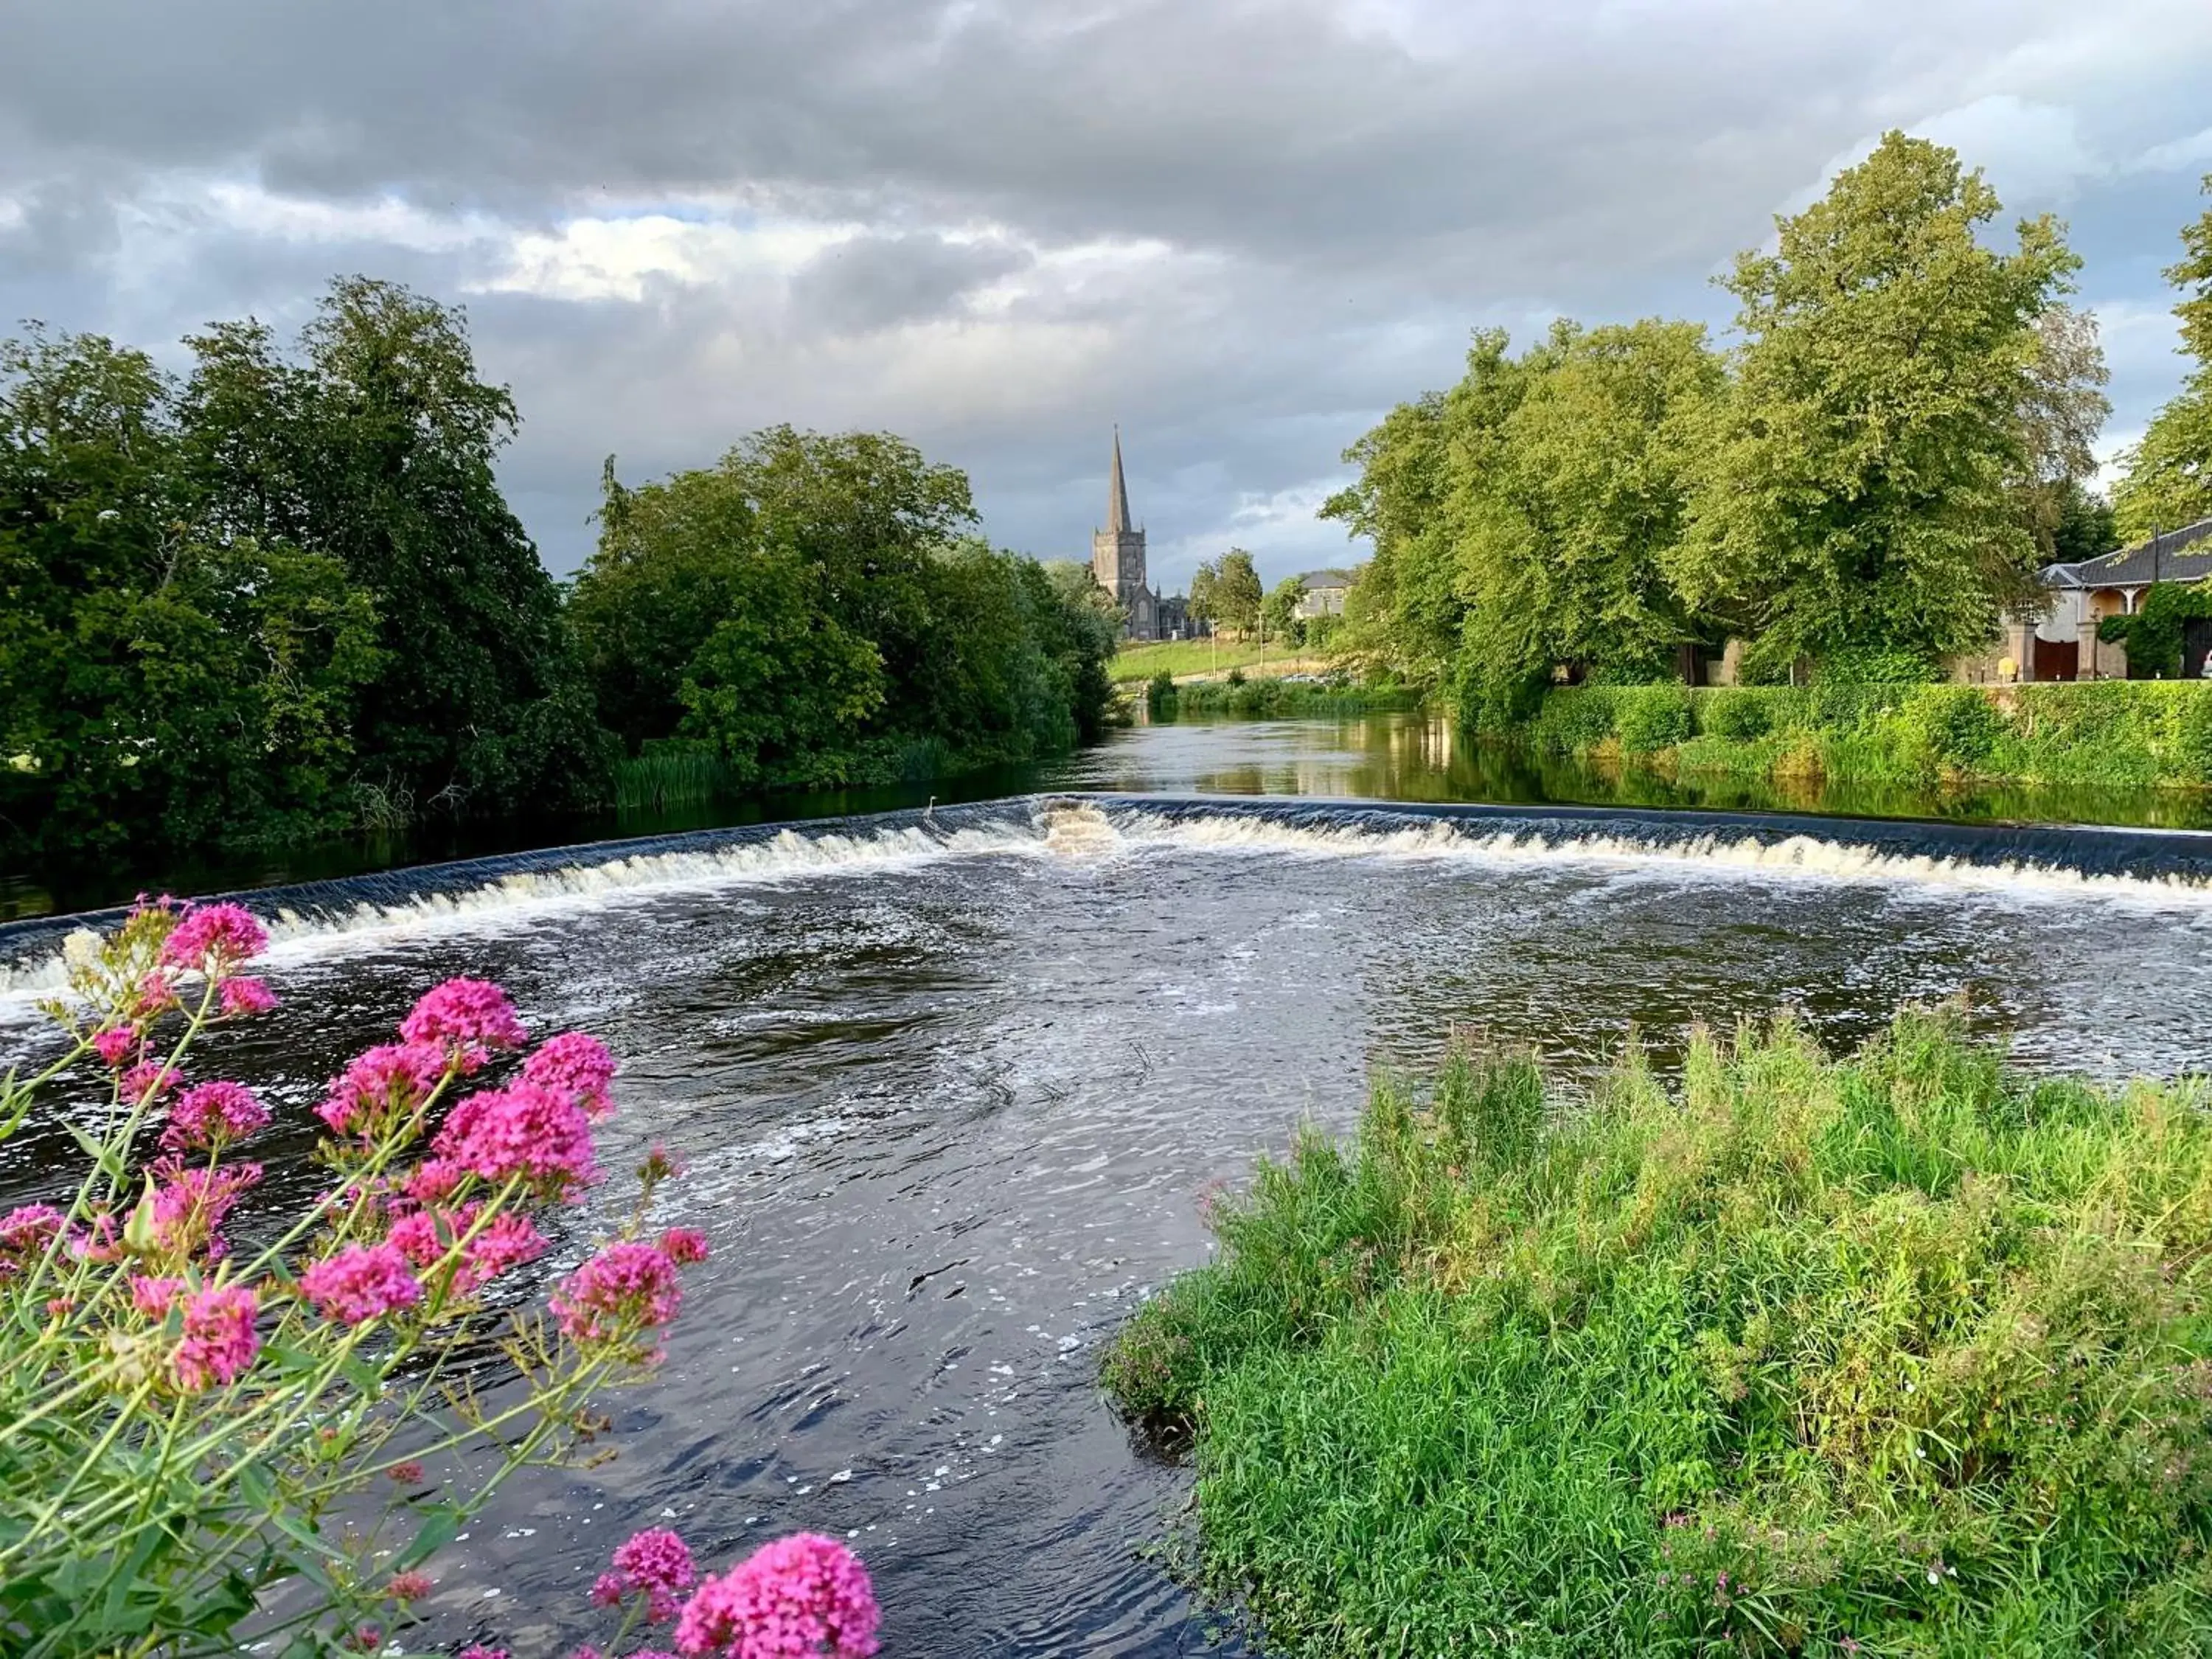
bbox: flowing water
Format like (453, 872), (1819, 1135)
(8, 716), (2212, 1655)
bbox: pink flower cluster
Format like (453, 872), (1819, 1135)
(161, 1081), (270, 1152)
(319, 1042), (449, 1141)
(170, 1283), (260, 1392)
(0, 1204), (66, 1273)
(524, 1032), (619, 1120)
(551, 1241), (683, 1354)
(299, 1242), (424, 1326)
(218, 977), (278, 1018)
(593, 1527), (698, 1624)
(159, 902), (268, 975)
(672, 1534), (879, 1659)
(658, 1228), (711, 1266)
(386, 1204), (546, 1297)
(434, 1081), (598, 1197)
(91, 1026), (137, 1068)
(146, 1156), (262, 1260)
(400, 978), (528, 1068)
(121, 1060), (179, 1103)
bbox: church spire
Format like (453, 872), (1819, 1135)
(1107, 425), (1133, 535)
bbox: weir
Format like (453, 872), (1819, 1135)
(10, 793), (2212, 995)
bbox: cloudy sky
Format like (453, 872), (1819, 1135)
(4, 1), (2211, 590)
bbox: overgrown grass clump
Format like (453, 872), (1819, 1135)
(1531, 681), (2212, 790)
(1104, 1011), (2212, 1656)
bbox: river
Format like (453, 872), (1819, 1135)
(7, 714), (2212, 1655)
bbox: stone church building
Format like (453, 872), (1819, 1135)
(1091, 430), (1198, 641)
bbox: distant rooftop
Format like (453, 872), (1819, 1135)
(2042, 518), (2212, 590)
(1297, 567), (1360, 590)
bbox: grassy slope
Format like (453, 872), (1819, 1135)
(1110, 637), (1335, 683)
(1104, 1011), (2212, 1658)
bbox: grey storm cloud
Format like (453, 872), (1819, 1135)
(5, 0), (2212, 581)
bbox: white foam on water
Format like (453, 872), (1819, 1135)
(7, 799), (2211, 1009)
(0, 821), (1048, 1005)
(1087, 804), (2212, 907)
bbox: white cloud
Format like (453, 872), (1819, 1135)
(2132, 126), (2212, 175)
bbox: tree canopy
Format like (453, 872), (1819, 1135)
(2114, 175), (2212, 540)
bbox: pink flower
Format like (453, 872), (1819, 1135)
(131, 1274), (184, 1318)
(146, 1156), (262, 1260)
(161, 1081), (270, 1152)
(387, 1570), (434, 1602)
(299, 1242), (423, 1326)
(170, 1283), (260, 1391)
(0, 1204), (66, 1260)
(128, 972), (181, 1021)
(604, 1527), (698, 1623)
(319, 1042), (449, 1141)
(458, 1646), (509, 1659)
(388, 1203), (543, 1295)
(523, 1032), (619, 1120)
(672, 1534), (879, 1659)
(434, 1081), (598, 1198)
(551, 1242), (682, 1356)
(218, 977), (278, 1018)
(389, 1460), (425, 1485)
(658, 1228), (711, 1266)
(121, 1060), (180, 1103)
(398, 1157), (466, 1206)
(159, 902), (268, 974)
(399, 978), (526, 1069)
(91, 1026), (136, 1067)
(465, 1211), (549, 1284)
(592, 1572), (625, 1609)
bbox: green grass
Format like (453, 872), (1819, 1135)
(613, 743), (732, 811)
(1529, 681), (2212, 792)
(1164, 677), (1424, 718)
(1103, 1009), (2212, 1657)
(1111, 637), (1333, 684)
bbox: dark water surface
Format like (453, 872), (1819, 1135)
(8, 718), (2212, 1655)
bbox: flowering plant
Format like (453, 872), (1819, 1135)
(0, 900), (728, 1656)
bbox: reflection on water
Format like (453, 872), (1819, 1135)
(1075, 711), (2212, 830)
(18, 710), (2212, 919)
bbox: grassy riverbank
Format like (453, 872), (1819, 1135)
(1112, 638), (1331, 684)
(1530, 681), (2212, 791)
(1104, 1010), (2212, 1657)
(1156, 676), (1425, 719)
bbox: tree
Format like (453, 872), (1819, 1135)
(180, 279), (612, 816)
(0, 326), (381, 866)
(1674, 132), (2086, 675)
(1457, 318), (1725, 715)
(1322, 330), (1540, 684)
(2114, 175), (2212, 540)
(572, 429), (1112, 783)
(1262, 576), (1307, 647)
(1214, 547), (1263, 638)
(1186, 560), (1220, 633)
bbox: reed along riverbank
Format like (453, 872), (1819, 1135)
(1103, 1007), (2212, 1658)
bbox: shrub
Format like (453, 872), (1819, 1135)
(1531, 688), (1620, 754)
(1613, 686), (1693, 754)
(1896, 683), (2007, 774)
(1145, 668), (1179, 717)
(1700, 691), (1772, 741)
(0, 900), (875, 1656)
(1105, 1009), (2212, 1657)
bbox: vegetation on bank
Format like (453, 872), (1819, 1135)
(1529, 680), (2212, 790)
(1318, 136), (2212, 725)
(1105, 1009), (2212, 1657)
(1147, 672), (1422, 720)
(1, 289), (1115, 871)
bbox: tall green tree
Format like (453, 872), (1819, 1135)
(0, 327), (381, 865)
(2114, 175), (2212, 540)
(1186, 560), (1220, 633)
(1674, 132), (2088, 675)
(1261, 576), (1307, 647)
(1457, 318), (1724, 714)
(180, 279), (611, 815)
(1214, 547), (1263, 638)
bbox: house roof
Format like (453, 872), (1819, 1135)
(2042, 518), (2212, 590)
(1297, 567), (1360, 590)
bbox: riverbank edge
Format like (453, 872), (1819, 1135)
(1523, 680), (2212, 793)
(1099, 1008), (2212, 1655)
